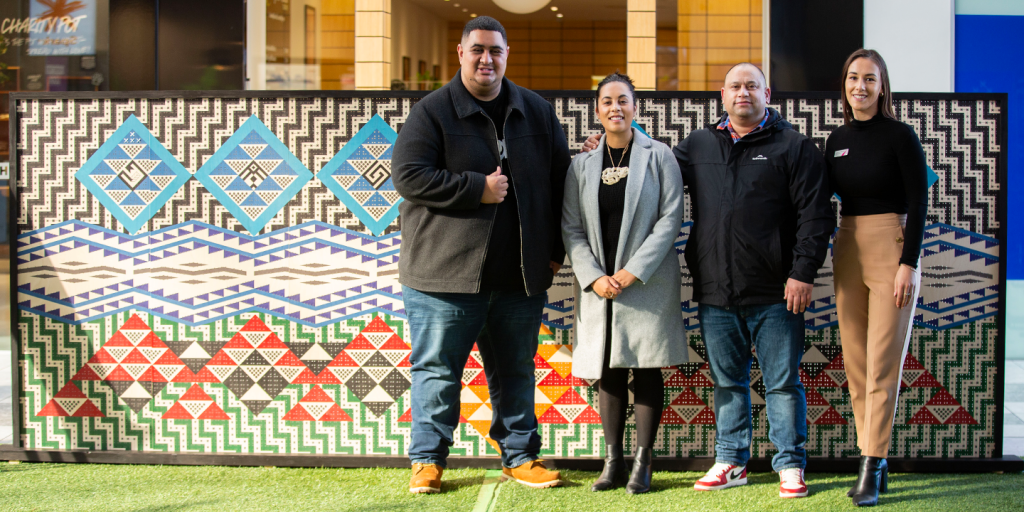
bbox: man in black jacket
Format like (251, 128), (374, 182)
(391, 16), (570, 494)
(582, 62), (833, 497)
(683, 63), (833, 498)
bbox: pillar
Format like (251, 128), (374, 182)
(627, 0), (656, 90)
(355, 0), (391, 90)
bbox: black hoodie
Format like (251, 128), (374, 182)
(673, 108), (835, 307)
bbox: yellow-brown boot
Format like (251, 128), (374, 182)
(500, 460), (562, 488)
(409, 463), (443, 494)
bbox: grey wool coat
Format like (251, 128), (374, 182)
(561, 129), (688, 380)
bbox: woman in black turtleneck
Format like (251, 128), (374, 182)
(825, 49), (928, 508)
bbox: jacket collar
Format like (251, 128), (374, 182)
(580, 128), (654, 269)
(448, 72), (525, 120)
(709, 107), (789, 141)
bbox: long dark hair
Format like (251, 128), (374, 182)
(840, 49), (896, 125)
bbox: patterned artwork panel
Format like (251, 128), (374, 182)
(14, 94), (1002, 459)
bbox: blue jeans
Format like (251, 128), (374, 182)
(404, 286), (546, 468)
(698, 302), (807, 471)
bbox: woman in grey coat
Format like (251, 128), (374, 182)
(561, 73), (687, 494)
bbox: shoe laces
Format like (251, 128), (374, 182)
(780, 468), (804, 485)
(704, 463), (736, 479)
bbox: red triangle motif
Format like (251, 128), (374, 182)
(37, 400), (70, 417)
(395, 353), (412, 368)
(659, 407), (687, 425)
(103, 365), (136, 382)
(222, 334), (255, 349)
(291, 368), (320, 384)
(153, 351), (186, 365)
(690, 407), (717, 424)
(138, 331), (168, 348)
(120, 313), (152, 331)
(812, 407), (848, 425)
(533, 354), (552, 370)
(398, 408), (413, 422)
(138, 366), (167, 383)
(328, 350), (361, 367)
(71, 399), (104, 417)
(179, 385), (215, 401)
(554, 389), (587, 405)
(345, 334), (376, 351)
(572, 406), (602, 424)
(85, 349), (119, 365)
(537, 371), (573, 386)
(670, 388), (706, 406)
(257, 333), (288, 349)
(171, 367), (199, 383)
(197, 403), (231, 420)
(664, 369), (713, 387)
(538, 406), (569, 424)
(204, 350), (238, 367)
(121, 348), (151, 365)
(944, 407), (979, 425)
(274, 351), (305, 367)
(378, 335), (409, 351)
(907, 407), (942, 424)
(902, 354), (925, 369)
(162, 401), (196, 420)
(319, 404), (353, 422)
(910, 372), (942, 388)
(103, 331), (135, 348)
(283, 406), (316, 421)
(362, 316), (394, 333)
(299, 385), (334, 403)
(71, 365), (102, 381)
(191, 367), (221, 383)
(925, 389), (960, 407)
(239, 315), (272, 332)
(467, 372), (488, 386)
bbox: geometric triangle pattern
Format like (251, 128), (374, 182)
(195, 115), (313, 235)
(282, 385), (353, 422)
(162, 385), (231, 420)
(74, 114), (192, 234)
(318, 115), (403, 236)
(334, 316), (411, 417)
(193, 315), (308, 415)
(55, 313), (186, 413)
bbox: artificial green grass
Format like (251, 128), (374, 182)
(0, 463), (486, 511)
(0, 463), (1021, 511)
(493, 470), (1024, 512)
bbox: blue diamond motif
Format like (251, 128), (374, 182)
(318, 114), (402, 236)
(195, 116), (313, 235)
(75, 114), (191, 234)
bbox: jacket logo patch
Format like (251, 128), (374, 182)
(752, 155), (768, 161)
(834, 148), (849, 157)
(497, 139), (507, 160)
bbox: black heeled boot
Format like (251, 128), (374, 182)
(625, 446), (653, 494)
(591, 444), (627, 491)
(851, 456), (889, 507)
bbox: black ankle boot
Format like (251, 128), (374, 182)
(851, 456), (888, 507)
(591, 445), (627, 491)
(626, 447), (653, 494)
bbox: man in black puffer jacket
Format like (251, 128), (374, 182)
(391, 16), (570, 494)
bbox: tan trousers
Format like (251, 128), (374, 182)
(833, 213), (919, 458)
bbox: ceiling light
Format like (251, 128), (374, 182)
(463, 8), (468, 11)
(556, 13), (563, 17)
(492, 0), (551, 14)
(470, 13), (477, 17)
(551, 6), (558, 11)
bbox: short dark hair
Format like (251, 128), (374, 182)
(724, 62), (766, 86)
(839, 49), (896, 125)
(462, 16), (508, 46)
(596, 71), (636, 104)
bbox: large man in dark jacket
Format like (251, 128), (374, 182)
(391, 16), (570, 494)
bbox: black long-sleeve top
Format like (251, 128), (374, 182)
(599, 142), (631, 274)
(825, 114), (929, 268)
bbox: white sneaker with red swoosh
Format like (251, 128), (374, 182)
(693, 463), (747, 491)
(779, 468), (809, 498)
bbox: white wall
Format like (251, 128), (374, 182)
(863, 0), (955, 92)
(391, 0), (448, 87)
